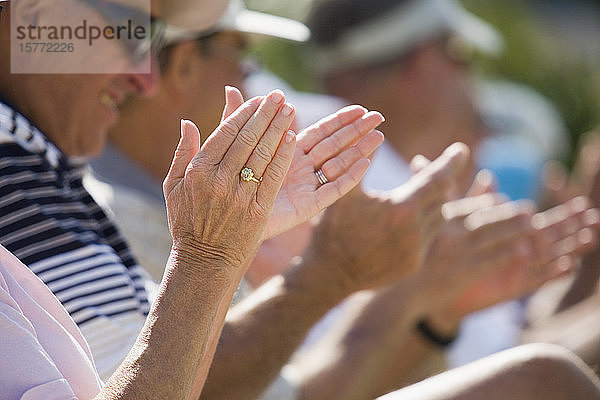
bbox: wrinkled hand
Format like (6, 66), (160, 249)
(306, 143), (469, 293)
(163, 89), (296, 270)
(221, 87), (385, 239)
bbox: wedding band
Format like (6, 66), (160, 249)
(240, 167), (262, 184)
(315, 168), (328, 186)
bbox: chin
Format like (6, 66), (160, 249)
(75, 128), (109, 158)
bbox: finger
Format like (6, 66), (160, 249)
(410, 154), (430, 174)
(541, 161), (573, 206)
(465, 200), (536, 251)
(222, 90), (286, 172)
(528, 225), (596, 278)
(298, 105), (367, 154)
(314, 158), (372, 211)
(256, 130), (297, 208)
(244, 102), (296, 179)
(532, 255), (575, 282)
(221, 86), (245, 122)
(442, 193), (508, 221)
(532, 196), (590, 230)
(320, 130), (384, 182)
(466, 169), (496, 197)
(550, 228), (598, 260)
(534, 223), (598, 267)
(163, 119), (200, 196)
(403, 142), (470, 206)
(532, 197), (600, 245)
(201, 96), (263, 164)
(308, 111), (385, 167)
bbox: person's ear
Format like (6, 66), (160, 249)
(163, 40), (204, 95)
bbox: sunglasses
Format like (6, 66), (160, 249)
(196, 32), (249, 65)
(85, 0), (166, 63)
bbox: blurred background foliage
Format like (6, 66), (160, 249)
(246, 0), (600, 166)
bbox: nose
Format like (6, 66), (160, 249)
(127, 56), (160, 98)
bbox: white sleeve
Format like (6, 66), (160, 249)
(0, 289), (77, 400)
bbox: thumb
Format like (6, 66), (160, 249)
(466, 169), (496, 197)
(163, 119), (200, 196)
(221, 86), (245, 122)
(410, 154), (431, 174)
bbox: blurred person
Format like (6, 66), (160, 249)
(242, 0), (501, 282)
(307, 0), (502, 190)
(303, 0), (564, 368)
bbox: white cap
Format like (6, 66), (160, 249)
(312, 0), (503, 73)
(166, 0), (310, 44)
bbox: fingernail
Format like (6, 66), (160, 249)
(270, 90), (284, 104)
(180, 119), (185, 137)
(571, 196), (589, 213)
(285, 130), (296, 144)
(584, 209), (600, 225)
(557, 255), (573, 272)
(477, 169), (494, 186)
(444, 142), (467, 157)
(281, 103), (294, 116)
(578, 228), (594, 245)
(370, 111), (385, 122)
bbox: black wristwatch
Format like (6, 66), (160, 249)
(415, 318), (459, 348)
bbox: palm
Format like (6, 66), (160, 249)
(266, 148), (318, 236)
(264, 109), (385, 239)
(220, 88), (384, 240)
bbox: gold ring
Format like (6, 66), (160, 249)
(240, 167), (262, 184)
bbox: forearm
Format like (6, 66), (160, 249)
(369, 330), (447, 396)
(521, 291), (600, 367)
(379, 344), (600, 400)
(96, 248), (241, 400)
(200, 255), (349, 400)
(295, 282), (438, 400)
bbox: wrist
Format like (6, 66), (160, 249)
(283, 253), (350, 311)
(167, 241), (243, 286)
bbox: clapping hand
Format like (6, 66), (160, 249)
(163, 89), (297, 271)
(306, 143), (469, 293)
(221, 87), (385, 239)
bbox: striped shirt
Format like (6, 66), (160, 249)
(0, 101), (150, 379)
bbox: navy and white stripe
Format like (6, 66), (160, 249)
(0, 102), (150, 330)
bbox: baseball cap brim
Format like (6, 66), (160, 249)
(165, 0), (310, 44)
(445, 1), (503, 56)
(217, 7), (311, 42)
(312, 0), (503, 73)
